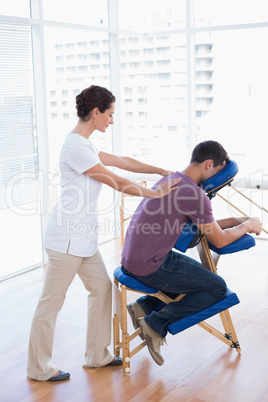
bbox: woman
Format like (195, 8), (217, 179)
(27, 85), (180, 381)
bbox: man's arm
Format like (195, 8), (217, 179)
(197, 217), (262, 248)
(216, 216), (249, 229)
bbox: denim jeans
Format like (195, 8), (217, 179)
(122, 250), (227, 338)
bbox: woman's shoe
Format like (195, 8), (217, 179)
(47, 370), (70, 381)
(106, 357), (122, 366)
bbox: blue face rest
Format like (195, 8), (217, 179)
(200, 160), (238, 194)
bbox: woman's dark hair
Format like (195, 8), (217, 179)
(190, 140), (229, 167)
(76, 85), (116, 121)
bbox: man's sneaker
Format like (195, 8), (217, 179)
(127, 302), (146, 340)
(138, 317), (165, 366)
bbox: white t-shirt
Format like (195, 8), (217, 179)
(44, 133), (103, 257)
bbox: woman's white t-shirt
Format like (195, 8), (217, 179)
(44, 133), (103, 257)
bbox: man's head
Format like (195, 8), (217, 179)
(191, 140), (229, 166)
(189, 140), (229, 183)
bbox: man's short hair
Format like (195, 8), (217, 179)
(190, 140), (229, 167)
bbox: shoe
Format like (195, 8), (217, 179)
(47, 370), (70, 381)
(127, 302), (146, 340)
(106, 357), (122, 366)
(138, 318), (165, 366)
(83, 357), (122, 369)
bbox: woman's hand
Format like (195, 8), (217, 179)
(153, 178), (181, 198)
(159, 169), (175, 176)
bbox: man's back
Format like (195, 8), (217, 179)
(121, 172), (214, 276)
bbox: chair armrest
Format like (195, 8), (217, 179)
(207, 234), (255, 255)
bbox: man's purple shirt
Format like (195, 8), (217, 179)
(121, 172), (214, 276)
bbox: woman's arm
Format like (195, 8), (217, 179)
(99, 151), (172, 176)
(84, 163), (180, 198)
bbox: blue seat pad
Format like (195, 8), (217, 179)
(168, 288), (239, 335)
(114, 266), (159, 293)
(208, 233), (255, 255)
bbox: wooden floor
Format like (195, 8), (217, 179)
(1, 238), (268, 402)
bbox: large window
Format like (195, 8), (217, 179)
(1, 0), (267, 278)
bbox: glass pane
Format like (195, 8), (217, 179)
(195, 29), (268, 237)
(44, 27), (114, 243)
(0, 0), (30, 18)
(0, 23), (43, 278)
(120, 34), (188, 172)
(195, 29), (268, 173)
(118, 0), (186, 31)
(43, 0), (108, 27)
(194, 0), (268, 27)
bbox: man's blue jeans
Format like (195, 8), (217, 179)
(122, 250), (227, 338)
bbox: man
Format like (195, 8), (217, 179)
(121, 140), (262, 366)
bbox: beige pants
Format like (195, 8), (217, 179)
(27, 248), (113, 381)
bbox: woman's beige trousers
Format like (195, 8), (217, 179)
(27, 248), (113, 381)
